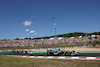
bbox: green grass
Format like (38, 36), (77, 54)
(0, 56), (100, 67)
(0, 43), (84, 50)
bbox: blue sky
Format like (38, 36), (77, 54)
(0, 0), (100, 39)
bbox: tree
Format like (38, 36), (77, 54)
(29, 38), (31, 40)
(25, 38), (28, 39)
(15, 38), (19, 40)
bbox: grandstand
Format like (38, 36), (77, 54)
(0, 35), (100, 48)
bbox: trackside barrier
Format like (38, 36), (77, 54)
(82, 46), (85, 47)
(0, 46), (90, 52)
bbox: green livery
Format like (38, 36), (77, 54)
(47, 49), (80, 56)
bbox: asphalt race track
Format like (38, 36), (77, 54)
(0, 52), (100, 57)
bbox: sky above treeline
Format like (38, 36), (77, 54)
(0, 0), (100, 39)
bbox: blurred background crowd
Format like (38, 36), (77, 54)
(0, 35), (100, 47)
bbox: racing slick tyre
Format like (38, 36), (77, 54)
(25, 51), (27, 54)
(65, 51), (71, 56)
(47, 50), (54, 56)
(60, 52), (65, 56)
(17, 51), (19, 53)
(47, 50), (51, 56)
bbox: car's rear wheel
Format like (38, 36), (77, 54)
(47, 51), (50, 56)
(65, 52), (71, 56)
(60, 52), (65, 56)
(25, 51), (27, 54)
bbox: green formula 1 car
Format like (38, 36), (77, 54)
(47, 49), (80, 56)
